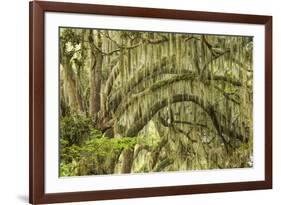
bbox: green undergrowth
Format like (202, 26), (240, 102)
(59, 115), (147, 176)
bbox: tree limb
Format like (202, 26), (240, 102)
(125, 93), (244, 152)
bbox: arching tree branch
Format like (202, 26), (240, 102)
(125, 94), (245, 152)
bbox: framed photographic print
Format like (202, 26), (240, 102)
(29, 1), (272, 204)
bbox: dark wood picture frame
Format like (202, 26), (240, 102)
(29, 1), (272, 204)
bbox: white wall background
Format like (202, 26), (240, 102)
(0, 0), (279, 204)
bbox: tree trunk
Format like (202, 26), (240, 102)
(89, 30), (103, 119)
(121, 149), (134, 173)
(61, 56), (83, 112)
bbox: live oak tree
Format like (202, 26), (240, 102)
(59, 28), (253, 176)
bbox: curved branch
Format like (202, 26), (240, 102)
(211, 75), (241, 86)
(125, 94), (206, 136)
(109, 61), (176, 111)
(114, 73), (196, 118)
(114, 72), (241, 118)
(125, 94), (244, 152)
(110, 58), (242, 114)
(108, 61), (174, 113)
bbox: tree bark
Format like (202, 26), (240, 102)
(89, 30), (103, 119)
(61, 56), (83, 112)
(120, 149), (134, 173)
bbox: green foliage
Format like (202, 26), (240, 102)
(77, 137), (137, 175)
(60, 115), (137, 176)
(60, 115), (93, 146)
